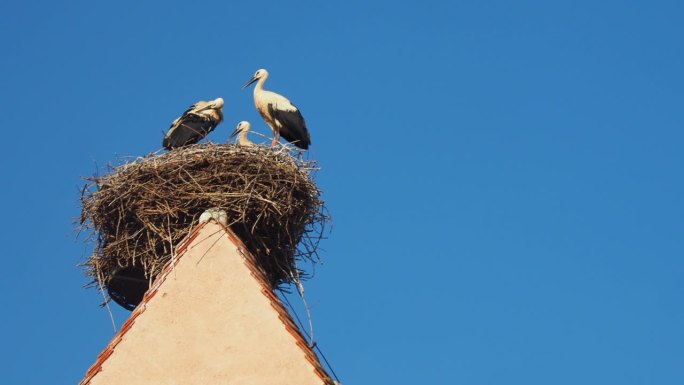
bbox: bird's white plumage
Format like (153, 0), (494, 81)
(260, 91), (298, 112)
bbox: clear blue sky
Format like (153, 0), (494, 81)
(1, 1), (682, 384)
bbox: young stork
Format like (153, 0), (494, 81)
(242, 69), (311, 150)
(162, 97), (224, 150)
(230, 121), (255, 147)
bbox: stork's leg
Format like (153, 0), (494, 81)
(271, 130), (280, 147)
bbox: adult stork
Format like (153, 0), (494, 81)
(242, 69), (311, 150)
(230, 121), (255, 147)
(162, 97), (224, 150)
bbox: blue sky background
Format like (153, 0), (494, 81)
(1, 1), (682, 384)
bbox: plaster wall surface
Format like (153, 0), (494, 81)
(85, 222), (326, 385)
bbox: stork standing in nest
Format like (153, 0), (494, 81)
(230, 121), (255, 147)
(163, 97), (224, 150)
(243, 69), (311, 150)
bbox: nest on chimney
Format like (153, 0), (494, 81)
(79, 143), (328, 310)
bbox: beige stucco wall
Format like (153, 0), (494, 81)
(85, 222), (327, 385)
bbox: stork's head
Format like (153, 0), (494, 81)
(212, 97), (225, 109)
(196, 97), (224, 113)
(242, 68), (269, 89)
(230, 121), (251, 138)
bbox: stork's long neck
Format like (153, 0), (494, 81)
(254, 73), (268, 95)
(239, 130), (250, 144)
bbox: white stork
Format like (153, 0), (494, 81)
(163, 97), (224, 150)
(242, 69), (311, 150)
(230, 121), (255, 147)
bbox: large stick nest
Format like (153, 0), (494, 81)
(80, 143), (328, 310)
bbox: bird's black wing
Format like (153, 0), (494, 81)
(162, 113), (217, 150)
(268, 103), (311, 150)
